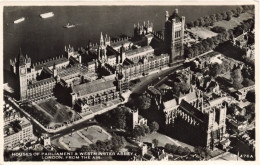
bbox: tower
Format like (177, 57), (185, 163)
(164, 9), (185, 64)
(132, 108), (139, 129)
(98, 32), (107, 62)
(120, 44), (126, 63)
(18, 49), (28, 100)
(53, 62), (57, 77)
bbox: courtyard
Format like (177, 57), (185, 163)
(188, 27), (218, 39)
(36, 98), (80, 127)
(59, 125), (111, 151)
(79, 125), (112, 143)
(140, 132), (194, 151)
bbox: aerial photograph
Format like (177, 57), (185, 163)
(3, 5), (255, 161)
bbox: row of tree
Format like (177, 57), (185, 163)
(233, 18), (255, 37)
(164, 143), (191, 156)
(95, 106), (132, 130)
(131, 121), (159, 139)
(185, 17), (254, 59)
(186, 5), (254, 28)
(77, 133), (126, 152)
(184, 29), (233, 58)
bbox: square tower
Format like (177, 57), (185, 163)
(164, 9), (185, 64)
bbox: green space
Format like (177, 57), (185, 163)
(213, 11), (254, 30)
(140, 132), (194, 151)
(37, 98), (79, 125)
(188, 27), (217, 39)
(62, 133), (91, 151)
(79, 126), (111, 143)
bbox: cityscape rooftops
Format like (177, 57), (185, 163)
(163, 98), (178, 110)
(125, 45), (153, 57)
(110, 37), (131, 48)
(72, 79), (115, 96)
(4, 117), (31, 137)
(28, 77), (56, 89)
(35, 57), (69, 71)
(58, 64), (88, 78)
(179, 100), (206, 123)
(147, 86), (161, 95)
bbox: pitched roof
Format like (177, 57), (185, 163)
(35, 57), (69, 71)
(28, 77), (56, 89)
(163, 98), (178, 110)
(72, 79), (115, 96)
(125, 46), (153, 57)
(184, 91), (198, 102)
(179, 100), (206, 123)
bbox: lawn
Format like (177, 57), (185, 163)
(38, 98), (78, 124)
(79, 125), (111, 143)
(140, 132), (194, 151)
(213, 11), (254, 30)
(62, 133), (91, 151)
(188, 27), (217, 39)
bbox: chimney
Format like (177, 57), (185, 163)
(175, 8), (178, 14)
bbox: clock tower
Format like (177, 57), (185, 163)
(18, 50), (28, 100)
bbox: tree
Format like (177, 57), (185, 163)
(242, 78), (254, 87)
(113, 108), (127, 129)
(198, 17), (205, 27)
(221, 12), (228, 20)
(176, 146), (187, 156)
(164, 143), (178, 154)
(111, 134), (126, 151)
(194, 20), (200, 27)
(132, 125), (146, 138)
(203, 16), (211, 27)
(211, 26), (226, 33)
(152, 139), (159, 148)
(226, 11), (233, 20)
(187, 21), (194, 29)
(164, 143), (172, 152)
(216, 13), (223, 21)
(242, 5), (249, 12)
(183, 147), (191, 155)
(236, 6), (243, 15)
(149, 121), (159, 132)
(209, 63), (222, 77)
(209, 14), (217, 24)
(138, 94), (151, 110)
(231, 68), (244, 89)
(234, 26), (243, 37)
(246, 90), (255, 103)
(184, 47), (194, 58)
(143, 125), (150, 134)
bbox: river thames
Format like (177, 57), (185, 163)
(4, 6), (237, 71)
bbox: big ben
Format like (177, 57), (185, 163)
(18, 56), (28, 100)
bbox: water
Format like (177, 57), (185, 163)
(4, 6), (237, 71)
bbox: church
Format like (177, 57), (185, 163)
(146, 67), (228, 149)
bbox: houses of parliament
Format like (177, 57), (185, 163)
(10, 9), (185, 105)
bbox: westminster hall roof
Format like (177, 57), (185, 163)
(72, 79), (116, 97)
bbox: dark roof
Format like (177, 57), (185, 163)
(168, 11), (182, 23)
(35, 57), (69, 70)
(28, 77), (56, 89)
(125, 46), (153, 57)
(110, 38), (131, 47)
(179, 100), (206, 123)
(143, 153), (153, 160)
(72, 79), (115, 96)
